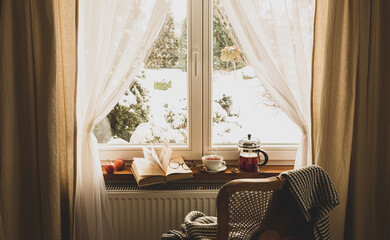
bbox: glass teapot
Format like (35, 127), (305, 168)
(238, 134), (269, 172)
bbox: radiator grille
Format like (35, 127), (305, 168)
(106, 183), (223, 191)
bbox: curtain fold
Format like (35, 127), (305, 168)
(312, 0), (390, 239)
(75, 0), (172, 239)
(221, 0), (315, 168)
(55, 0), (78, 239)
(0, 0), (77, 239)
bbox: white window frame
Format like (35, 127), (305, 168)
(98, 0), (297, 165)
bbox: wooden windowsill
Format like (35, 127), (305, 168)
(102, 164), (293, 183)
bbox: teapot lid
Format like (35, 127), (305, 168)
(238, 134), (261, 149)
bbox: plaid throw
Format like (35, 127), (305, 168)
(281, 165), (340, 240)
(161, 211), (217, 240)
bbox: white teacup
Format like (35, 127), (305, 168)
(202, 155), (225, 171)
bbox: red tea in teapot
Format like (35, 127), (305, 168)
(239, 152), (259, 172)
(238, 134), (269, 172)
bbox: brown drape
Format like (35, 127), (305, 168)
(312, 0), (390, 239)
(0, 1), (77, 239)
(55, 0), (77, 239)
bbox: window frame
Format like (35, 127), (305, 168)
(98, 0), (298, 165)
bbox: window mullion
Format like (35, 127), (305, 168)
(187, 0), (203, 159)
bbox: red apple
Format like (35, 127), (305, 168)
(104, 162), (116, 174)
(114, 158), (125, 170)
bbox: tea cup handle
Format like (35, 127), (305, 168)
(257, 150), (269, 166)
(220, 161), (226, 168)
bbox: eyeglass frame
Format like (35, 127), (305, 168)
(168, 160), (194, 170)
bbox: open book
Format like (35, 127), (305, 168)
(131, 143), (193, 187)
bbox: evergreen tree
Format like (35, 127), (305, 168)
(145, 12), (179, 69)
(107, 71), (150, 142)
(178, 19), (188, 71)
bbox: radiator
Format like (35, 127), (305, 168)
(106, 183), (223, 240)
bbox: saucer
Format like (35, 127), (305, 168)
(199, 165), (227, 173)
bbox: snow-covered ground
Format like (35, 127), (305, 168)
(211, 66), (301, 144)
(106, 66), (301, 145)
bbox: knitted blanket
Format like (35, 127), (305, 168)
(281, 165), (340, 240)
(161, 211), (217, 240)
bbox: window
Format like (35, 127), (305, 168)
(96, 0), (301, 164)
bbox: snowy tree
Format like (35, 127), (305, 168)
(107, 70), (150, 142)
(178, 19), (188, 71)
(164, 99), (187, 130)
(215, 94), (236, 117)
(144, 12), (179, 69)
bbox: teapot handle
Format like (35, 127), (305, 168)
(257, 150), (269, 166)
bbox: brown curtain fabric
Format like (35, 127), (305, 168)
(0, 1), (77, 240)
(55, 0), (78, 239)
(55, 0), (77, 239)
(312, 0), (390, 239)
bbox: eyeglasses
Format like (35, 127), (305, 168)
(168, 161), (194, 170)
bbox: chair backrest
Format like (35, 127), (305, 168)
(216, 176), (312, 240)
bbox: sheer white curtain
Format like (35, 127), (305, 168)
(75, 0), (172, 239)
(222, 0), (315, 168)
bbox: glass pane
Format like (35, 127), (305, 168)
(211, 0), (301, 145)
(94, 0), (188, 145)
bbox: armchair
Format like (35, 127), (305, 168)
(216, 176), (312, 240)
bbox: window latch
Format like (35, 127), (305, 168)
(193, 51), (198, 77)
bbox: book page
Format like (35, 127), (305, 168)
(165, 156), (192, 176)
(159, 142), (172, 174)
(133, 157), (165, 177)
(142, 146), (163, 171)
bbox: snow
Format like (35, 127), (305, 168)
(108, 138), (130, 144)
(211, 66), (301, 144)
(105, 66), (301, 146)
(118, 90), (136, 107)
(130, 122), (186, 144)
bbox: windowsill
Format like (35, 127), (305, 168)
(102, 164), (293, 183)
